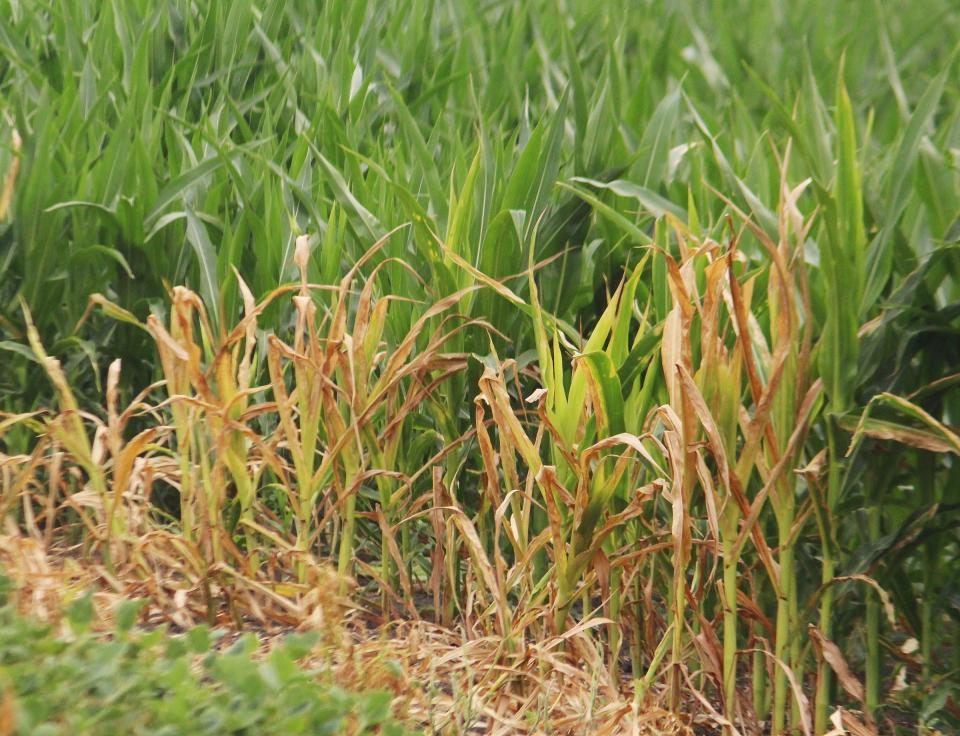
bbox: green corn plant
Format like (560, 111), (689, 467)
(809, 66), (867, 734)
(532, 250), (653, 631)
(452, 232), (670, 660)
(473, 359), (670, 656)
(527, 241), (665, 662)
(847, 392), (960, 667)
(850, 241), (960, 719)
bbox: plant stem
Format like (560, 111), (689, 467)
(921, 539), (936, 684)
(722, 538), (739, 731)
(919, 460), (937, 685)
(789, 576), (804, 734)
(815, 420), (842, 735)
(338, 493), (356, 595)
(865, 502), (881, 716)
(773, 539), (794, 734)
(609, 564), (623, 680)
(752, 621), (768, 723)
(631, 573), (644, 680)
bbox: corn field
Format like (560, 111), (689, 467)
(1, 1), (958, 734)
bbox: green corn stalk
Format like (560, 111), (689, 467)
(813, 66), (866, 735)
(848, 392), (960, 711)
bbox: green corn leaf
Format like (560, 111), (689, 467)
(145, 150), (244, 228)
(861, 57), (952, 314)
(576, 350), (625, 437)
(570, 177), (686, 220)
(184, 209), (221, 330)
(635, 86), (681, 190)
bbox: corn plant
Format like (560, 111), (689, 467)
(266, 227), (475, 594)
(0, 1), (958, 733)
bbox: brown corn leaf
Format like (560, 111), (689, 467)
(809, 624), (866, 704)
